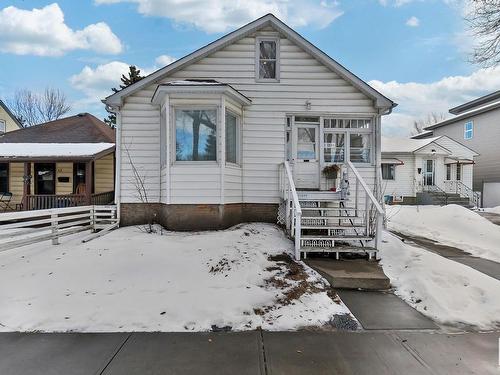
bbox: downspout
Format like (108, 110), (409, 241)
(105, 103), (122, 225)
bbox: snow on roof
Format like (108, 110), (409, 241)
(0, 143), (115, 159)
(382, 136), (440, 153)
(164, 80), (223, 85)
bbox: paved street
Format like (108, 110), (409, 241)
(0, 331), (498, 375)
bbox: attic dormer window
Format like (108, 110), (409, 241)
(256, 37), (279, 81)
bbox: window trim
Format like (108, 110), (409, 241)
(446, 164), (451, 180)
(225, 110), (241, 166)
(456, 163), (462, 181)
(0, 163), (9, 193)
(255, 36), (280, 82)
(0, 119), (6, 134)
(381, 164), (395, 180)
(172, 106), (219, 165)
(464, 120), (473, 140)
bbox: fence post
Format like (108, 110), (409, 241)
(90, 206), (95, 232)
(51, 213), (59, 245)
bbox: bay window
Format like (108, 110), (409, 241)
(175, 109), (217, 161)
(225, 112), (239, 164)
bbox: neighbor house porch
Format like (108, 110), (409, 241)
(0, 145), (115, 212)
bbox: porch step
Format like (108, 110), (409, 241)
(301, 246), (376, 253)
(300, 206), (361, 211)
(297, 191), (342, 201)
(301, 235), (373, 241)
(301, 225), (366, 230)
(301, 215), (362, 219)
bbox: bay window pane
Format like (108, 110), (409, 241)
(225, 113), (238, 164)
(324, 133), (345, 163)
(176, 109), (217, 161)
(350, 133), (371, 163)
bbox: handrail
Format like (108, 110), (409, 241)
(444, 180), (480, 207)
(347, 161), (384, 215)
(279, 161), (302, 260)
(282, 161), (302, 216)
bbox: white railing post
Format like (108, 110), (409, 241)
(90, 206), (95, 232)
(355, 178), (359, 217)
(295, 210), (301, 260)
(51, 213), (59, 245)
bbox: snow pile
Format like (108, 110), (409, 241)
(0, 143), (114, 158)
(386, 205), (500, 262)
(0, 223), (352, 332)
(379, 231), (500, 329)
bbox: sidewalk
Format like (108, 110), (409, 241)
(0, 331), (498, 374)
(393, 231), (500, 281)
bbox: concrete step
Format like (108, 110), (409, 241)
(301, 235), (373, 241)
(305, 258), (391, 290)
(301, 225), (366, 230)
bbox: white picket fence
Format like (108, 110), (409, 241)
(0, 205), (118, 252)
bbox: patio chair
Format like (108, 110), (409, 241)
(0, 192), (14, 212)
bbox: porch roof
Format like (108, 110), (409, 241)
(0, 143), (115, 162)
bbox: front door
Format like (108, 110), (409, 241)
(293, 120), (319, 189)
(423, 159), (434, 186)
(34, 163), (56, 195)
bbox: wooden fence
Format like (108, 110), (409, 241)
(0, 205), (117, 252)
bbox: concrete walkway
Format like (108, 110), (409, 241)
(478, 211), (500, 226)
(394, 232), (500, 281)
(0, 331), (498, 375)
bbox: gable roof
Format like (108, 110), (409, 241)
(449, 90), (500, 115)
(104, 14), (396, 111)
(0, 99), (22, 128)
(0, 113), (115, 144)
(382, 135), (478, 156)
(381, 136), (450, 154)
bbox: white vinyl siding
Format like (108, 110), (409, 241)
(119, 29), (378, 204)
(380, 155), (415, 198)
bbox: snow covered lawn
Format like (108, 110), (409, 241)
(386, 205), (500, 263)
(379, 231), (500, 330)
(0, 223), (353, 332)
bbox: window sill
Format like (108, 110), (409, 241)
(225, 162), (241, 169)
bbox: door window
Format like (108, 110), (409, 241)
(35, 163), (55, 195)
(423, 160), (434, 186)
(297, 127), (317, 160)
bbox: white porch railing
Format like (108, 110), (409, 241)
(278, 161), (302, 260)
(0, 205), (118, 252)
(444, 180), (481, 207)
(346, 161), (385, 249)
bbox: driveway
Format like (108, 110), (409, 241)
(0, 331), (498, 375)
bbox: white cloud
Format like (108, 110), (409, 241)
(406, 16), (420, 27)
(369, 67), (500, 137)
(378, 0), (415, 6)
(155, 55), (177, 66)
(0, 3), (123, 56)
(69, 54), (174, 107)
(94, 0), (343, 33)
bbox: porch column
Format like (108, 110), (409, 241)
(85, 161), (92, 205)
(22, 162), (31, 210)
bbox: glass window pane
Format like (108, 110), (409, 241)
(297, 127), (316, 160)
(260, 41), (276, 59)
(176, 109), (217, 161)
(350, 133), (371, 163)
(225, 113), (237, 164)
(259, 60), (276, 79)
(0, 163), (8, 193)
(0, 120), (5, 134)
(324, 133), (345, 163)
(381, 164), (395, 180)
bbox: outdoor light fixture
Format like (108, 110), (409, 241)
(305, 100), (312, 110)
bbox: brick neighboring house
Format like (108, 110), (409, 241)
(0, 113), (116, 211)
(413, 90), (500, 207)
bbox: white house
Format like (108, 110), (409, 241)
(381, 136), (479, 206)
(104, 14), (396, 259)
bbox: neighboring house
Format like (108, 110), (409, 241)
(381, 136), (479, 206)
(0, 113), (115, 211)
(0, 100), (22, 134)
(413, 90), (500, 207)
(104, 14), (395, 258)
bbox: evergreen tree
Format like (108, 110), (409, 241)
(104, 66), (144, 127)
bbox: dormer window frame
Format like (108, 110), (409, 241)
(255, 36), (280, 82)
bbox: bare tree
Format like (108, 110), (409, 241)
(124, 144), (158, 233)
(411, 112), (446, 136)
(8, 88), (71, 127)
(466, 0), (500, 67)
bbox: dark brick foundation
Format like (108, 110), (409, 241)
(120, 203), (278, 230)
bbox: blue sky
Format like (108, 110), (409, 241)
(1, 0), (499, 136)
